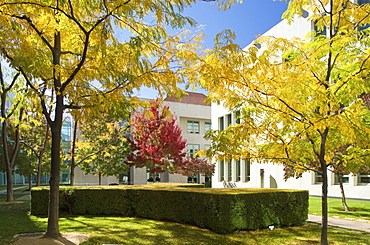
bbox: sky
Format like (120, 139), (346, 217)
(134, 0), (288, 99)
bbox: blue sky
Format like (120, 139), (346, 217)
(134, 0), (288, 99)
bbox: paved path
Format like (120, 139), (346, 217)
(0, 185), (28, 194)
(308, 214), (370, 232)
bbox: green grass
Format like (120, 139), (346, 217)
(309, 196), (370, 222)
(0, 185), (27, 191)
(0, 193), (369, 245)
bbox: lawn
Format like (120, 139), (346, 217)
(0, 185), (27, 191)
(309, 196), (370, 222)
(1, 193), (370, 245)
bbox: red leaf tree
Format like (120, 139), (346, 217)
(125, 101), (187, 182)
(173, 157), (215, 183)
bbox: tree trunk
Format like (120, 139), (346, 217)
(338, 174), (350, 212)
(70, 120), (78, 186)
(29, 174), (32, 191)
(5, 166), (13, 202)
(36, 159), (42, 187)
(37, 122), (50, 187)
(98, 173), (102, 186)
(153, 172), (157, 183)
(45, 31), (62, 239)
(45, 106), (63, 238)
(319, 128), (329, 245)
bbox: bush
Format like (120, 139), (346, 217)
(31, 185), (308, 234)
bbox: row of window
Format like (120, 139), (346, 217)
(218, 111), (241, 131)
(314, 172), (370, 185)
(219, 159), (251, 182)
(187, 121), (211, 134)
(187, 144), (210, 157)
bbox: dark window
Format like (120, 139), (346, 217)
(244, 159), (250, 182)
(219, 160), (225, 181)
(236, 160), (241, 182)
(219, 116), (224, 131)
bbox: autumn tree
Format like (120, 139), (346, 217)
(173, 157), (215, 183)
(71, 117), (130, 186)
(126, 101), (187, 181)
(0, 0), (222, 238)
(195, 1), (370, 244)
(0, 61), (26, 202)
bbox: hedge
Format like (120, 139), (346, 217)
(31, 185), (308, 234)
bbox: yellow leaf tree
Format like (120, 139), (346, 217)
(0, 0), (238, 238)
(196, 1), (370, 244)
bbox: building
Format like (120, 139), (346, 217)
(125, 92), (212, 185)
(70, 92), (212, 185)
(211, 1), (370, 200)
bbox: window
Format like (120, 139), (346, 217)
(219, 160), (225, 181)
(358, 173), (370, 184)
(227, 114), (232, 127)
(313, 20), (326, 37)
(187, 121), (199, 134)
(334, 174), (349, 185)
(235, 110), (241, 124)
(187, 144), (200, 157)
(204, 122), (212, 134)
(235, 160), (241, 182)
(244, 159), (250, 182)
(314, 172), (323, 184)
(219, 116), (224, 131)
(227, 160), (232, 181)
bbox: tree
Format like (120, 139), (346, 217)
(0, 0), (213, 238)
(20, 110), (51, 187)
(126, 101), (187, 181)
(195, 1), (370, 244)
(0, 61), (25, 202)
(173, 157), (215, 183)
(73, 118), (130, 185)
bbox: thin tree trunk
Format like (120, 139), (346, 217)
(319, 128), (329, 245)
(338, 174), (350, 212)
(36, 159), (42, 187)
(70, 120), (78, 186)
(29, 174), (32, 191)
(37, 123), (50, 187)
(98, 173), (102, 185)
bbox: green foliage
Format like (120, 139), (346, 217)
(31, 186), (308, 234)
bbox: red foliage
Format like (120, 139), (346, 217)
(173, 157), (215, 177)
(125, 101), (187, 174)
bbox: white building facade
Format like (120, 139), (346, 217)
(212, 1), (370, 199)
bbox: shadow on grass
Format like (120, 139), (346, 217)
(0, 197), (46, 244)
(52, 215), (370, 245)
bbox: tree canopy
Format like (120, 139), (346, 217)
(126, 100), (187, 178)
(196, 1), (370, 244)
(0, 0), (230, 238)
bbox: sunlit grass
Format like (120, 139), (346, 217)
(309, 196), (370, 222)
(1, 193), (370, 244)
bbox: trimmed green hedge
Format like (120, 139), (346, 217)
(31, 185), (308, 234)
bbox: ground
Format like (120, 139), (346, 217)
(12, 233), (90, 245)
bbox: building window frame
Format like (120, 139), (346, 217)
(243, 159), (251, 182)
(219, 160), (225, 182)
(187, 144), (200, 157)
(187, 120), (200, 134)
(204, 121), (212, 134)
(313, 172), (323, 184)
(219, 116), (224, 131)
(333, 174), (349, 185)
(235, 159), (241, 182)
(357, 173), (370, 185)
